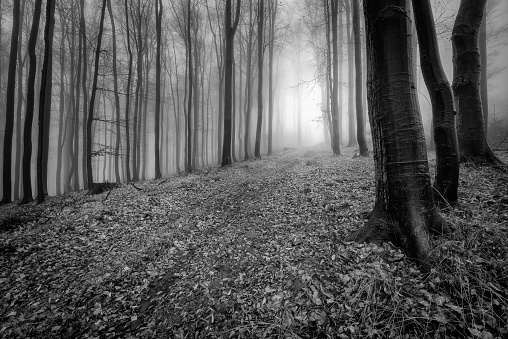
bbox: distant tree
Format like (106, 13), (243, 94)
(36, 0), (56, 204)
(221, 0), (241, 166)
(347, 0), (448, 269)
(412, 0), (459, 204)
(21, 0), (43, 204)
(452, 0), (502, 164)
(0, 0), (20, 205)
(254, 0), (265, 159)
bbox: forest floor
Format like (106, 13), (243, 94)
(1, 145), (507, 338)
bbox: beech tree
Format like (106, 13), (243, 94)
(1, 0), (20, 205)
(347, 0), (448, 269)
(412, 0), (459, 204)
(254, 0), (265, 159)
(20, 0), (43, 204)
(452, 0), (502, 165)
(221, 0), (241, 166)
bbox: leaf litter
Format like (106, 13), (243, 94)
(0, 145), (507, 338)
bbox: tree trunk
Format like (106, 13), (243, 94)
(36, 0), (56, 204)
(353, 0), (368, 156)
(186, 0), (193, 172)
(254, 0), (265, 159)
(267, 0), (278, 156)
(21, 0), (43, 204)
(80, 0), (89, 190)
(86, 0), (107, 189)
(347, 0), (448, 270)
(330, 0), (341, 155)
(345, 0), (356, 148)
(108, 0), (122, 183)
(479, 7), (488, 138)
(124, 0), (132, 182)
(221, 0), (241, 166)
(1, 0), (20, 204)
(452, 0), (501, 165)
(412, 0), (459, 204)
(244, 0), (254, 160)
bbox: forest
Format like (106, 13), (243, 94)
(1, 0), (508, 337)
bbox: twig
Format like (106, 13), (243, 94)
(130, 183), (143, 191)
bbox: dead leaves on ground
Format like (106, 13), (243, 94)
(1, 146), (507, 338)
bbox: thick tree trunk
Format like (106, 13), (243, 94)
(412, 0), (459, 204)
(155, 0), (163, 178)
(345, 0), (356, 148)
(1, 0), (20, 204)
(254, 0), (265, 159)
(452, 0), (502, 165)
(80, 0), (89, 190)
(347, 0), (448, 270)
(479, 7), (488, 138)
(36, 0), (56, 204)
(21, 0), (43, 205)
(244, 1), (254, 160)
(352, 0), (368, 156)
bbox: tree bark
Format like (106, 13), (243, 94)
(353, 0), (369, 156)
(330, 0), (341, 155)
(347, 0), (448, 270)
(86, 0), (107, 189)
(412, 0), (459, 205)
(186, 0), (193, 172)
(221, 0), (241, 166)
(107, 0), (122, 183)
(254, 0), (265, 158)
(452, 0), (502, 165)
(1, 0), (20, 204)
(479, 7), (488, 138)
(124, 0), (132, 182)
(21, 0), (43, 204)
(36, 0), (56, 204)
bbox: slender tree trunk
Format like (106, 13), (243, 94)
(154, 0), (162, 178)
(124, 0), (132, 182)
(347, 0), (449, 270)
(345, 0), (356, 148)
(244, 0), (254, 160)
(254, 0), (265, 158)
(452, 0), (501, 165)
(267, 0), (277, 156)
(222, 0), (241, 166)
(21, 0), (43, 204)
(36, 0), (56, 204)
(86, 0), (107, 189)
(330, 0), (341, 155)
(186, 0), (193, 172)
(107, 0), (122, 183)
(412, 0), (459, 204)
(80, 0), (89, 190)
(353, 0), (368, 156)
(1, 0), (20, 204)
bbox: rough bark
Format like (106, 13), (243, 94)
(412, 0), (459, 205)
(479, 7), (488, 138)
(347, 0), (448, 270)
(452, 0), (502, 165)
(1, 0), (20, 204)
